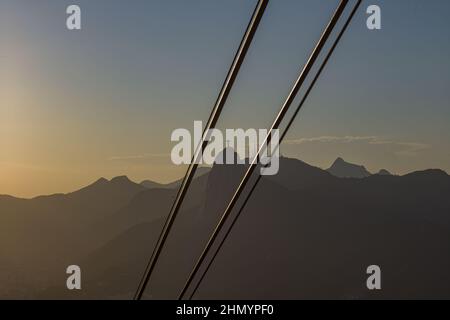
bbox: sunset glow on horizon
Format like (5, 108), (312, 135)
(1, 0), (450, 198)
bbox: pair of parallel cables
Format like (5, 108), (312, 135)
(135, 0), (362, 300)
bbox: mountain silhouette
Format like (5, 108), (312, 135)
(139, 180), (163, 189)
(140, 166), (211, 189)
(72, 157), (450, 300)
(1, 157), (450, 299)
(327, 157), (371, 178)
(0, 175), (146, 297)
(377, 169), (392, 176)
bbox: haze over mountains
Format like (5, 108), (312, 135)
(0, 155), (449, 299)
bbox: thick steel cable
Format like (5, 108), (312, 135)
(178, 0), (350, 300)
(134, 0), (269, 300)
(186, 0), (362, 299)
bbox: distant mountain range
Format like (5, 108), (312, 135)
(0, 156), (449, 299)
(139, 166), (210, 189)
(326, 157), (391, 178)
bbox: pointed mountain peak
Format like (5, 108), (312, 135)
(377, 169), (392, 176)
(327, 157), (371, 179)
(333, 157), (345, 164)
(95, 177), (109, 184)
(83, 177), (108, 190)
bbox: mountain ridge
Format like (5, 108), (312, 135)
(1, 156), (450, 299)
(73, 156), (450, 299)
(327, 157), (372, 178)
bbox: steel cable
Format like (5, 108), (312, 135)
(178, 0), (353, 300)
(134, 0), (269, 300)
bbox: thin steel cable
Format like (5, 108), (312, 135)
(186, 0), (362, 299)
(178, 0), (350, 300)
(134, 0), (269, 300)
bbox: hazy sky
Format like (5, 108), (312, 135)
(1, 0), (450, 198)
